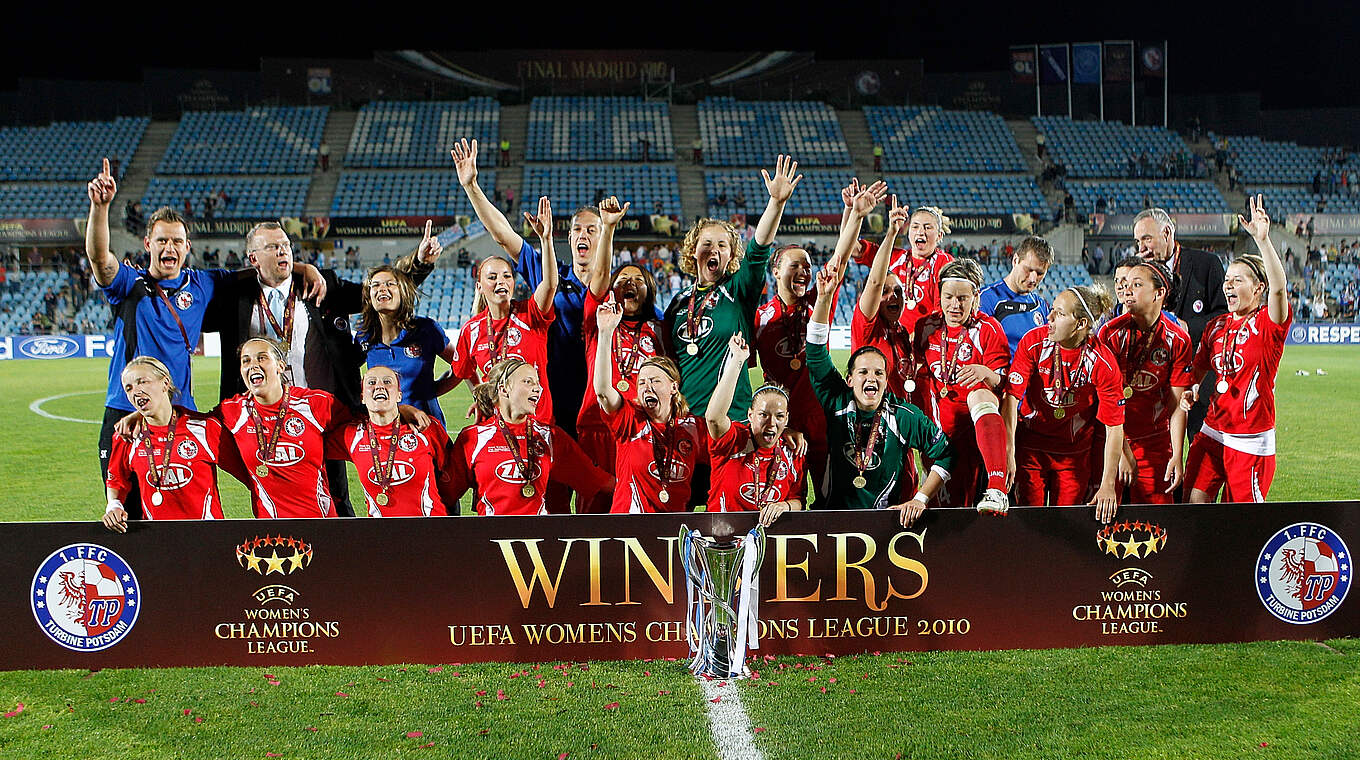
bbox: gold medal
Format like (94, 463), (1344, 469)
(1053, 408), (1066, 419)
(939, 387), (950, 399)
(1123, 386), (1134, 399)
(852, 475), (867, 489)
(150, 491), (163, 506)
(1216, 380), (1229, 394)
(375, 493), (388, 506)
(615, 379), (630, 393)
(658, 488), (670, 504)
(686, 343), (699, 356)
(521, 484), (536, 498)
(789, 358), (802, 371)
(255, 464), (269, 477)
(906, 299), (917, 310)
(278, 341), (290, 356)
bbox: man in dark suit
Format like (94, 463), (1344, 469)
(1133, 207), (1227, 439)
(206, 221), (442, 516)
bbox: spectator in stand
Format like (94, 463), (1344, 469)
(872, 143), (884, 172)
(499, 138), (511, 167)
(692, 137), (703, 164)
(319, 141), (330, 172)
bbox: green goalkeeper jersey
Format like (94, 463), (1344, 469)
(806, 338), (954, 509)
(664, 240), (771, 419)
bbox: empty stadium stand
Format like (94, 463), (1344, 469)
(526, 97), (672, 162)
(698, 98), (850, 167)
(704, 172), (1046, 217)
(158, 107), (329, 174)
(1066, 181), (1231, 214)
(330, 170), (495, 217)
(346, 99), (499, 168)
(1248, 186), (1360, 217)
(0, 184), (90, 219)
(1033, 116), (1198, 178)
(0, 117), (148, 182)
(865, 107), (1027, 173)
(1220, 134), (1357, 185)
(142, 177), (311, 217)
(519, 166), (681, 217)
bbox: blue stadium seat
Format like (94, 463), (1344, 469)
(331, 170), (496, 216)
(865, 106), (1027, 173)
(1219, 133), (1359, 185)
(526, 97), (672, 162)
(699, 98), (850, 167)
(158, 107), (329, 175)
(0, 183), (90, 218)
(142, 177), (311, 217)
(0, 117), (148, 181)
(1066, 181), (1231, 214)
(1033, 116), (1199, 179)
(518, 166), (680, 217)
(347, 99), (499, 168)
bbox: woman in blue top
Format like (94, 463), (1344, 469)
(355, 266), (459, 424)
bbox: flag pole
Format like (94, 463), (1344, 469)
(1066, 44), (1073, 118)
(1163, 39), (1169, 128)
(1129, 41), (1136, 126)
(1034, 44), (1041, 117)
(1098, 43), (1105, 121)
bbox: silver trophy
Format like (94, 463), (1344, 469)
(679, 524), (767, 678)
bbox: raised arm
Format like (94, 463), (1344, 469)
(85, 157), (121, 287)
(523, 196), (559, 313)
(831, 180), (885, 282)
(593, 298), (626, 414)
(451, 138), (524, 258)
(706, 335), (749, 440)
(753, 154), (803, 247)
(1241, 194), (1290, 324)
(858, 194), (905, 321)
(589, 196), (629, 297)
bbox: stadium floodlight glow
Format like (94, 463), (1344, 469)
(679, 524), (766, 679)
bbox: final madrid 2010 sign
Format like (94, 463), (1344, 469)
(0, 502), (1355, 670)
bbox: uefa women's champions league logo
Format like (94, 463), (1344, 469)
(31, 544), (140, 652)
(1256, 523), (1351, 625)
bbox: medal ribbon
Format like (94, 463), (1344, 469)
(1048, 343), (1088, 408)
(612, 321), (646, 381)
(1120, 319), (1163, 386)
(364, 420), (403, 501)
(939, 324), (967, 389)
(782, 298), (810, 367)
(141, 411), (178, 489)
(748, 443), (783, 511)
(685, 287), (718, 348)
(256, 283), (297, 346)
(1217, 309), (1256, 382)
(494, 414), (537, 489)
(650, 416), (679, 485)
(846, 405), (885, 477)
(245, 387), (292, 465)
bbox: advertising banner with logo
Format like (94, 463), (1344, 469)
(0, 218), (83, 243)
(1089, 213), (1236, 238)
(0, 334), (118, 361)
(1, 503), (1355, 670)
(774, 214), (1026, 236)
(1286, 324), (1360, 345)
(1286, 213), (1360, 236)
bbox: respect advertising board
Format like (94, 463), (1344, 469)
(1287, 323), (1360, 345)
(1, 503), (1355, 670)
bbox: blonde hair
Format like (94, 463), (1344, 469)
(121, 355), (178, 399)
(913, 206), (952, 236)
(474, 357), (535, 418)
(638, 356), (691, 418)
(679, 219), (745, 278)
(238, 336), (288, 364)
(939, 258), (984, 290)
(1064, 284), (1115, 335)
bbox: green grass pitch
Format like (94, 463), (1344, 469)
(0, 347), (1357, 758)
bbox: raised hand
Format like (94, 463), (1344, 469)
(417, 219), (443, 263)
(1239, 193), (1271, 243)
(87, 157), (117, 207)
(841, 177), (861, 209)
(851, 184), (884, 218)
(886, 194), (908, 234)
(726, 333), (750, 364)
(597, 295), (624, 334)
(450, 139), (479, 188)
(761, 154), (803, 203)
(815, 262), (840, 299)
(524, 196), (553, 239)
(600, 196), (630, 227)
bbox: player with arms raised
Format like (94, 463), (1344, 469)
(1182, 195), (1291, 503)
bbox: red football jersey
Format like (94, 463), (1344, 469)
(753, 294), (834, 445)
(853, 240), (953, 333)
(850, 305), (917, 399)
(914, 312), (1010, 423)
(1192, 305), (1291, 439)
(451, 299), (556, 423)
(1097, 313), (1194, 442)
(327, 419), (452, 517)
(1007, 327), (1126, 454)
(603, 403), (708, 513)
(448, 416), (559, 516)
(105, 410), (227, 520)
(219, 387), (342, 519)
(579, 288), (664, 434)
(706, 421), (806, 512)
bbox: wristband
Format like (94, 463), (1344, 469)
(912, 491), (929, 504)
(807, 321), (830, 345)
(106, 499), (125, 514)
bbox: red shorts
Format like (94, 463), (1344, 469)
(1127, 436), (1173, 505)
(937, 402), (981, 507)
(1015, 448), (1091, 507)
(1185, 433), (1274, 503)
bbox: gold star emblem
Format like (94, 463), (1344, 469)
(286, 550), (307, 573)
(1120, 537), (1143, 558)
(263, 550), (287, 575)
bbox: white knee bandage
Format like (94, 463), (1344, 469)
(970, 400), (1000, 422)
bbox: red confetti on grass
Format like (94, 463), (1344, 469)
(766, 682), (778, 687)
(566, 682), (574, 688)
(478, 729), (489, 736)
(709, 697), (721, 703)
(807, 676), (817, 682)
(109, 697), (121, 703)
(753, 727), (767, 734)
(42, 725), (52, 730)
(263, 674), (275, 679)
(266, 754), (282, 758)
(249, 701), (257, 707)
(304, 726), (318, 732)
(267, 680), (280, 686)
(643, 671), (651, 677)
(335, 692), (349, 698)
(377, 677), (390, 682)
(418, 743), (434, 750)
(496, 690), (508, 701)
(849, 690), (858, 695)
(820, 687), (828, 694)
(658, 690), (671, 696)
(428, 666), (443, 673)
(558, 753), (569, 760)
(194, 717), (203, 724)
(406, 731), (423, 738)
(537, 680), (547, 688)
(182, 709), (192, 716)
(828, 677), (837, 684)
(1261, 742), (1269, 748)
(603, 702), (619, 710)
(474, 701), (483, 709)
(134, 699), (146, 704)
(475, 690), (487, 697)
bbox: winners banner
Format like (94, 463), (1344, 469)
(1, 503), (1356, 670)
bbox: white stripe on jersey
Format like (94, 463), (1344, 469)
(254, 475), (278, 518)
(420, 474), (435, 517)
(316, 470), (331, 517)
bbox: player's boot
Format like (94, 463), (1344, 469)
(977, 487), (1009, 515)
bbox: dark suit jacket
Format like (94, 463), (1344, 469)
(206, 255), (433, 409)
(1166, 245), (1227, 349)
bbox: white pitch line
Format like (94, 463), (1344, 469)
(29, 391), (103, 425)
(700, 677), (764, 760)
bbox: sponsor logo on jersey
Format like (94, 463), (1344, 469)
(175, 290), (194, 310)
(31, 544), (140, 652)
(176, 439), (199, 460)
(494, 461), (544, 484)
(841, 443), (882, 470)
(505, 326), (523, 348)
(263, 442), (306, 466)
(284, 417), (307, 437)
(367, 460), (416, 487)
(236, 535), (313, 576)
(144, 462), (193, 491)
(1256, 522), (1351, 625)
(738, 481), (782, 505)
(647, 460), (693, 482)
(957, 342), (974, 362)
(675, 316), (715, 343)
(1130, 369), (1160, 392)
(17, 336), (81, 359)
(774, 334), (800, 359)
(1096, 521), (1168, 559)
(1151, 347), (1170, 366)
(640, 335), (656, 353)
(398, 433), (419, 452)
(405, 344), (422, 358)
